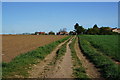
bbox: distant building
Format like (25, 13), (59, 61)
(111, 28), (120, 33)
(57, 31), (69, 35)
(69, 31), (76, 35)
(35, 32), (45, 35)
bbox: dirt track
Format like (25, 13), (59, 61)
(2, 35), (67, 62)
(3, 35), (104, 79)
(28, 36), (103, 79)
(75, 38), (103, 79)
(28, 36), (72, 78)
(48, 38), (73, 78)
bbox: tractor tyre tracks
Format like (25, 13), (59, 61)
(28, 37), (73, 78)
(29, 36), (104, 79)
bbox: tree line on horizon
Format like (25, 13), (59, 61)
(74, 23), (119, 35)
(20, 23), (119, 35)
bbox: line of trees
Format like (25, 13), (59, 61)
(74, 23), (118, 35)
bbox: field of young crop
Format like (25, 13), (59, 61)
(79, 35), (120, 61)
(2, 35), (67, 62)
(78, 35), (120, 79)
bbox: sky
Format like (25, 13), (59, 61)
(1, 0), (120, 2)
(2, 2), (118, 34)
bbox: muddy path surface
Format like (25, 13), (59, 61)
(28, 37), (72, 78)
(74, 37), (103, 79)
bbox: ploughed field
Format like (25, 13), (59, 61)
(2, 35), (67, 62)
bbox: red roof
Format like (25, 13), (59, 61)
(117, 28), (120, 30)
(37, 32), (45, 34)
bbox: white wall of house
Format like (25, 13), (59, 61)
(112, 29), (120, 33)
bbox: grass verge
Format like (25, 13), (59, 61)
(2, 36), (70, 78)
(55, 40), (68, 60)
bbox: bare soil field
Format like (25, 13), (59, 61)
(2, 35), (67, 62)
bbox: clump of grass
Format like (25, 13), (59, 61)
(78, 35), (120, 80)
(2, 36), (70, 78)
(55, 37), (72, 61)
(55, 42), (67, 60)
(69, 37), (89, 79)
(49, 38), (71, 66)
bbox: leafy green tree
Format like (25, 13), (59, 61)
(93, 24), (98, 28)
(48, 31), (55, 35)
(74, 23), (79, 30)
(74, 23), (85, 34)
(69, 31), (76, 35)
(93, 24), (100, 34)
(100, 27), (112, 35)
(86, 28), (94, 34)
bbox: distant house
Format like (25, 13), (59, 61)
(111, 28), (120, 33)
(69, 31), (76, 35)
(35, 32), (45, 35)
(57, 31), (69, 35)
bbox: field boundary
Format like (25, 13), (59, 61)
(2, 36), (71, 78)
(2, 35), (68, 62)
(29, 36), (72, 78)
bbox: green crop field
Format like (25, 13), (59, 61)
(78, 35), (120, 79)
(79, 35), (120, 61)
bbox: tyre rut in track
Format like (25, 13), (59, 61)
(45, 37), (74, 78)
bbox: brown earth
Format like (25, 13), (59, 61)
(28, 36), (72, 78)
(47, 37), (73, 78)
(28, 37), (74, 78)
(2, 35), (67, 62)
(2, 35), (105, 79)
